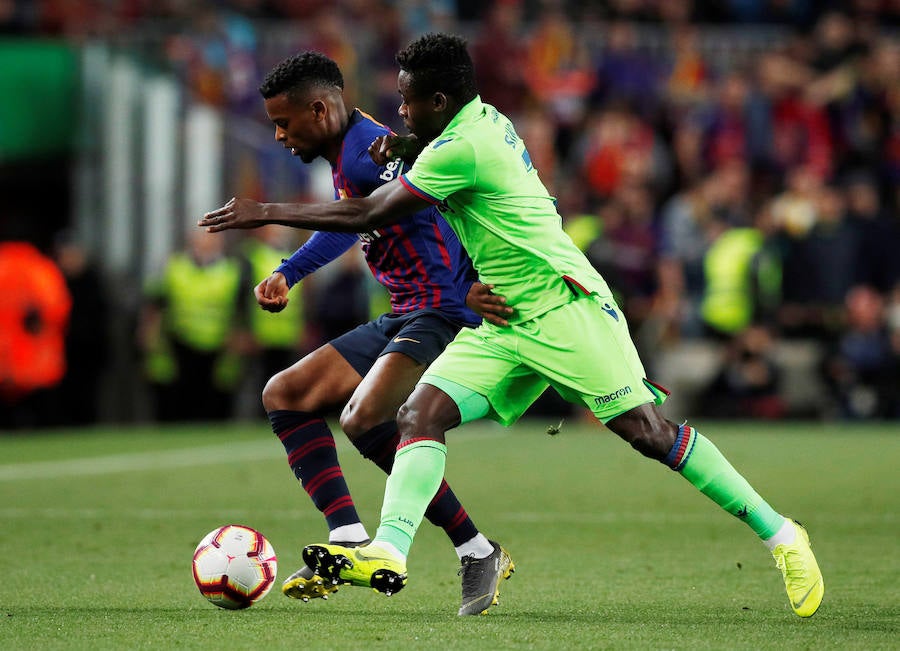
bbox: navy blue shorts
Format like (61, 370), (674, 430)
(330, 308), (468, 377)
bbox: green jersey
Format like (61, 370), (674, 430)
(400, 96), (611, 323)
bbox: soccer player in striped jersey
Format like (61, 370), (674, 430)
(235, 51), (514, 615)
(201, 36), (823, 619)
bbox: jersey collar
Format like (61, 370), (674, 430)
(442, 95), (484, 134)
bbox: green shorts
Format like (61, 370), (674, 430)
(420, 294), (667, 425)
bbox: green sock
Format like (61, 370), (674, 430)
(374, 439), (447, 557)
(670, 425), (785, 539)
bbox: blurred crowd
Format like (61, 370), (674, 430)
(2, 0), (899, 425)
(1, 224), (375, 427)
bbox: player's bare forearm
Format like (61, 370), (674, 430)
(199, 181), (427, 234)
(199, 197), (371, 233)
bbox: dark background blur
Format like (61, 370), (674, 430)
(1, 0), (899, 428)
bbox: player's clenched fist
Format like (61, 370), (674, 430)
(368, 134), (422, 166)
(255, 272), (290, 313)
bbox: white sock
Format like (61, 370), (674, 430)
(329, 523), (369, 545)
(763, 519), (797, 551)
(454, 533), (494, 560)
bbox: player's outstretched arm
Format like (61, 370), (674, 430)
(199, 180), (427, 234)
(467, 282), (514, 327)
(255, 272), (290, 313)
(369, 134), (423, 166)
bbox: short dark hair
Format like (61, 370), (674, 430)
(395, 33), (477, 103)
(259, 51), (343, 100)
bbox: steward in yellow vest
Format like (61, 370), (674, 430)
(242, 234), (305, 350)
(141, 231), (243, 421)
(239, 229), (307, 386)
(700, 227), (781, 337)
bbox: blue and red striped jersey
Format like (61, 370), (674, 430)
(332, 109), (479, 324)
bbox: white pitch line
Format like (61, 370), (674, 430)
(0, 506), (891, 526)
(0, 426), (512, 482)
(0, 441), (283, 481)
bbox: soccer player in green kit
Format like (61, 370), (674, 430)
(199, 33), (824, 617)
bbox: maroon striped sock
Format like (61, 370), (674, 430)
(268, 409), (361, 530)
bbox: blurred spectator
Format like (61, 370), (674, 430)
(889, 282), (900, 364)
(699, 206), (781, 339)
(523, 1), (595, 157)
(517, 104), (563, 191)
(368, 2), (407, 131)
(238, 225), (309, 409)
(0, 241), (71, 429)
(656, 178), (719, 339)
(303, 7), (360, 107)
(656, 161), (752, 338)
(777, 181), (858, 337)
(709, 158), (754, 225)
(665, 25), (711, 109)
(770, 164), (820, 238)
(701, 324), (786, 419)
(669, 117), (706, 189)
(470, 0), (530, 119)
(576, 101), (670, 201)
(824, 285), (899, 419)
(844, 172), (900, 292)
(702, 70), (772, 175)
(164, 3), (259, 111)
(586, 182), (658, 324)
(880, 56), (900, 187)
(810, 10), (863, 74)
(46, 231), (109, 426)
(138, 230), (245, 422)
(756, 52), (833, 179)
(807, 18), (873, 172)
(592, 20), (662, 119)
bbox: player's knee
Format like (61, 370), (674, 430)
(261, 373), (286, 412)
(339, 403), (377, 439)
(395, 399), (449, 444)
(607, 407), (675, 462)
(628, 428), (664, 460)
(262, 370), (307, 412)
(395, 401), (417, 438)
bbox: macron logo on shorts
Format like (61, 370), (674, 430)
(594, 386), (632, 407)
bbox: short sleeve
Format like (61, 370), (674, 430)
(401, 137), (475, 203)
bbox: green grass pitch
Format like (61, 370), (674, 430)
(1, 419), (897, 650)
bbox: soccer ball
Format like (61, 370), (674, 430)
(192, 524), (278, 609)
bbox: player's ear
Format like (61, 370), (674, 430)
(310, 98), (327, 120)
(432, 92), (448, 111)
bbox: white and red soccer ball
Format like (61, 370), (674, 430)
(192, 524), (277, 609)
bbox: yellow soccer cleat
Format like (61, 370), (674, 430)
(281, 564), (338, 602)
(303, 543), (408, 596)
(772, 520), (824, 617)
(283, 538), (369, 602)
